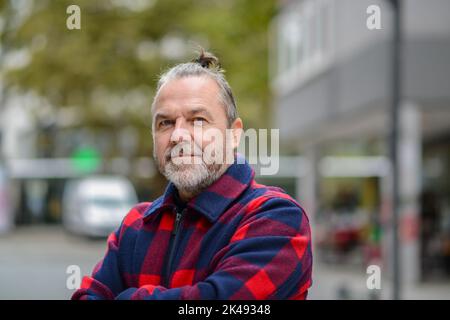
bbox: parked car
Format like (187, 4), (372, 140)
(62, 175), (138, 237)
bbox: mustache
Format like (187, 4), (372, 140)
(165, 142), (203, 161)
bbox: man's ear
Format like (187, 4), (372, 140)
(230, 117), (243, 150)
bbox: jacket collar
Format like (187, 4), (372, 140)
(143, 153), (254, 223)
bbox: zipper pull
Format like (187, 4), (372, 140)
(172, 210), (183, 235)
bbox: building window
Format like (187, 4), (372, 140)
(272, 0), (335, 94)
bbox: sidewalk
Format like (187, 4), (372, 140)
(309, 263), (450, 300)
(0, 225), (106, 299)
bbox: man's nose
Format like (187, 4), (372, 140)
(170, 119), (191, 145)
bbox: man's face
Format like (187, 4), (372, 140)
(152, 76), (242, 198)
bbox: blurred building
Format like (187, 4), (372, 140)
(270, 0), (450, 286)
(0, 90), (156, 228)
(0, 93), (39, 232)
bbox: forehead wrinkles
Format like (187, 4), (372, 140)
(152, 76), (222, 112)
(161, 75), (217, 97)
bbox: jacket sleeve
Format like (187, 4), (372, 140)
(71, 224), (125, 300)
(115, 196), (313, 300)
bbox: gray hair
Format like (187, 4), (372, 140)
(151, 49), (238, 127)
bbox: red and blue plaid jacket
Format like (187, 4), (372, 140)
(71, 155), (313, 300)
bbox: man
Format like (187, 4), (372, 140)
(72, 49), (312, 300)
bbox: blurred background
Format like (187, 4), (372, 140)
(0, 0), (449, 299)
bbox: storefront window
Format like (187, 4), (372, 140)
(316, 177), (381, 267)
(421, 141), (450, 280)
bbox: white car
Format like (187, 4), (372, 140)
(62, 175), (138, 237)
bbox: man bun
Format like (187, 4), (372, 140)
(192, 48), (222, 71)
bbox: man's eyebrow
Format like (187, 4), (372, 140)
(153, 107), (214, 124)
(187, 107), (213, 119)
(153, 112), (170, 122)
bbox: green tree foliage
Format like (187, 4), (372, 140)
(1, 0), (277, 156)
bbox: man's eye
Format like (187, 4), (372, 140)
(159, 120), (173, 127)
(193, 117), (206, 124)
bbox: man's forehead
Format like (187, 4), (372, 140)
(154, 106), (214, 119)
(156, 76), (220, 102)
(152, 76), (224, 117)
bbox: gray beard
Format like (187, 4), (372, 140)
(156, 155), (229, 197)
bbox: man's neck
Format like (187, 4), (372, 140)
(177, 189), (196, 203)
(177, 163), (232, 202)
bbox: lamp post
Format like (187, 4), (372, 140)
(388, 0), (402, 300)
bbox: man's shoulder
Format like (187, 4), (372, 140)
(247, 180), (303, 210)
(229, 180), (311, 237)
(121, 201), (153, 228)
(241, 180), (311, 223)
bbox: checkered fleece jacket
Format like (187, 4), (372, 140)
(71, 154), (313, 300)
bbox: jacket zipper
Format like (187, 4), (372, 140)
(164, 207), (186, 287)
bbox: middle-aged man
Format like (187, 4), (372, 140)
(72, 49), (313, 300)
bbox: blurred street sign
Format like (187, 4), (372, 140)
(70, 147), (101, 174)
(7, 158), (79, 178)
(6, 157), (155, 179)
